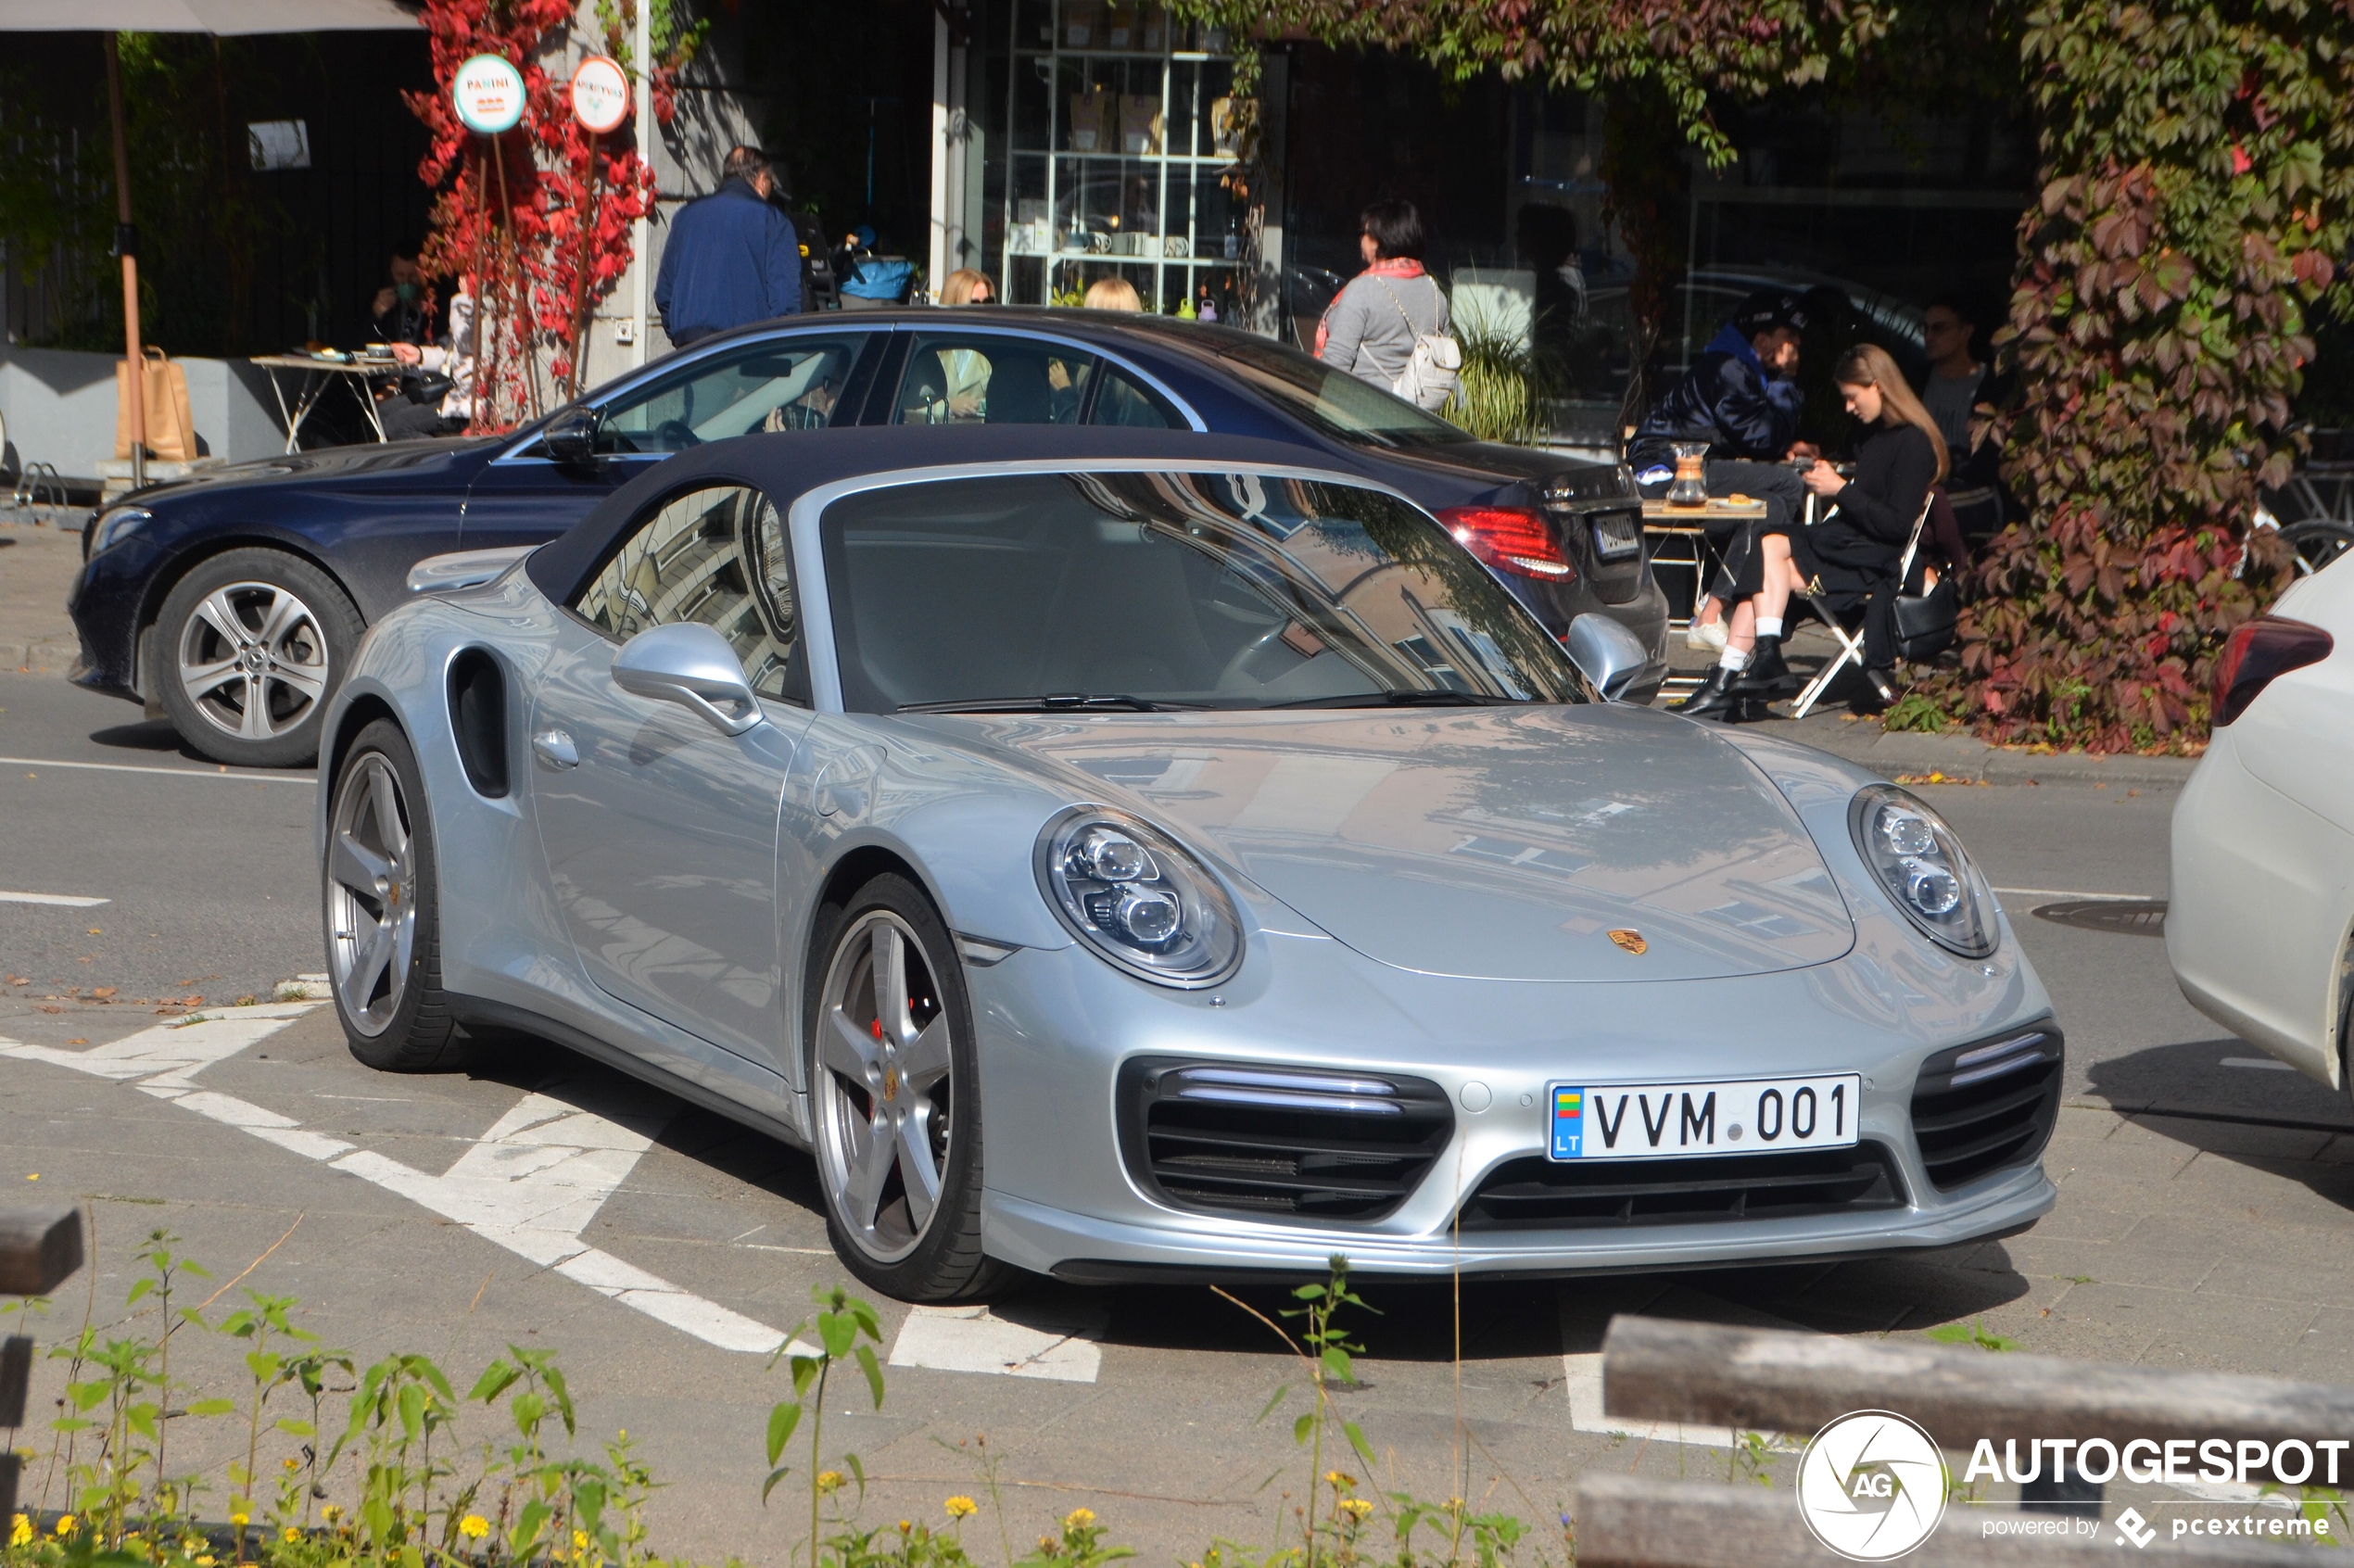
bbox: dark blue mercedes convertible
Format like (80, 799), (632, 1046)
(70, 309), (1665, 766)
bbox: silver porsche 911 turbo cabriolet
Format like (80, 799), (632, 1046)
(316, 424), (2060, 1301)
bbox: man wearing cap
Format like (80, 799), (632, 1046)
(1626, 290), (1816, 715)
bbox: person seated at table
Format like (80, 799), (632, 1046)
(1675, 344), (1947, 720)
(382, 278), (475, 440)
(1627, 291), (1816, 658)
(371, 247), (434, 346)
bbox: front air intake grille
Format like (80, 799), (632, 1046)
(1118, 1058), (1454, 1222)
(1455, 1142), (1905, 1231)
(1909, 1026), (2064, 1191)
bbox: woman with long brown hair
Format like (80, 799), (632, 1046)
(1675, 342), (1947, 716)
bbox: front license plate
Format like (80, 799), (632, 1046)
(1548, 1075), (1861, 1161)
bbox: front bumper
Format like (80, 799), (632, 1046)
(966, 896), (2059, 1279)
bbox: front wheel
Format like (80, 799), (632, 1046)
(807, 874), (1006, 1301)
(323, 719), (464, 1071)
(157, 547), (361, 767)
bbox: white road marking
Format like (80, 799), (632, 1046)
(0, 754), (315, 783)
(1558, 1284), (1811, 1450)
(1560, 1352), (1743, 1449)
(2221, 1056), (2297, 1072)
(889, 1303), (1103, 1383)
(1993, 887), (2156, 903)
(4, 1011), (814, 1358)
(0, 890), (110, 907)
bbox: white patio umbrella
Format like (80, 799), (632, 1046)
(2, 0), (420, 483)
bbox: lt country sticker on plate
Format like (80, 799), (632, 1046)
(1548, 1074), (1861, 1161)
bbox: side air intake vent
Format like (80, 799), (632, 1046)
(448, 648), (510, 799)
(1118, 1058), (1453, 1221)
(1910, 1026), (2064, 1191)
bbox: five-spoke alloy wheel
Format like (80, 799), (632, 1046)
(158, 548), (361, 767)
(325, 720), (462, 1070)
(810, 875), (1001, 1299)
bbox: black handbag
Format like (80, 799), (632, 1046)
(1889, 496), (1957, 662)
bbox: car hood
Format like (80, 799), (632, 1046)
(129, 436), (500, 500)
(933, 703), (1855, 981)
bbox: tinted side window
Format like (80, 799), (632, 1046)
(893, 335), (1093, 425)
(572, 484), (806, 703)
(598, 336), (862, 454)
(1088, 367), (1178, 428)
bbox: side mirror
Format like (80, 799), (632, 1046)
(1563, 614), (1651, 703)
(610, 623), (763, 736)
(542, 406), (601, 466)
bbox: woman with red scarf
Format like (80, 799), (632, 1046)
(1316, 199), (1449, 389)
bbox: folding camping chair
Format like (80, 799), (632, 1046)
(1788, 492), (1935, 718)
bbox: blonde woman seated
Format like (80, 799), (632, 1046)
(1674, 344), (1948, 720)
(938, 269), (995, 305)
(1083, 276), (1142, 310)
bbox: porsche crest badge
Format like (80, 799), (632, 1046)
(1606, 929), (1648, 955)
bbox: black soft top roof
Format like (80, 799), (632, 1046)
(525, 424), (1373, 608)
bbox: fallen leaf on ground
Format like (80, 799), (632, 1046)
(37, 1005), (61, 1014)
(93, 986), (117, 998)
(66, 1038), (87, 1045)
(5, 976), (27, 986)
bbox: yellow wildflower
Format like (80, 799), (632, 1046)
(230, 1513), (250, 1528)
(10, 1515), (32, 1549)
(284, 1527), (301, 1543)
(1323, 1470), (1357, 1490)
(1339, 1499), (1374, 1522)
(458, 1515), (490, 1541)
(944, 1497), (979, 1521)
(816, 1470), (846, 1496)
(55, 1515), (79, 1538)
(322, 1505), (343, 1524)
(1063, 1507), (1095, 1530)
(574, 1531), (589, 1549)
(283, 1458), (299, 1472)
(197, 1557), (216, 1566)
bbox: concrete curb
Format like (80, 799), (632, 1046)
(1775, 717), (2199, 786)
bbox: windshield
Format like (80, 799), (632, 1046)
(1214, 338), (1477, 449)
(820, 470), (1584, 714)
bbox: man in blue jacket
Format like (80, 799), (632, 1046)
(653, 146), (803, 348)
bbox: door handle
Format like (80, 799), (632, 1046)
(531, 728), (579, 769)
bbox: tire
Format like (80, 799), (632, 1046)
(323, 719), (465, 1072)
(156, 547), (361, 767)
(806, 873), (1008, 1301)
(2281, 520), (2354, 578)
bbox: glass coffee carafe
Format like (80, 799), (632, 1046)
(1665, 440), (1711, 507)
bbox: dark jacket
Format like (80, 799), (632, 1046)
(1628, 323), (1804, 473)
(1827, 422), (1940, 552)
(653, 177), (803, 341)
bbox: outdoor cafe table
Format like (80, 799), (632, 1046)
(1641, 496), (1770, 626)
(247, 354), (403, 453)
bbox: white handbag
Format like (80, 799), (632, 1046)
(1374, 277), (1462, 411)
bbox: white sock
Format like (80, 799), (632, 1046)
(1718, 647), (1752, 673)
(1755, 616), (1784, 640)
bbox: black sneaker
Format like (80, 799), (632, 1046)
(1730, 637), (1798, 698)
(1670, 664), (1741, 720)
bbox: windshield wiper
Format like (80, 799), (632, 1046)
(897, 693), (1205, 714)
(1269, 689), (1521, 709)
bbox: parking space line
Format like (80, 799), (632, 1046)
(2221, 1056), (2297, 1072)
(889, 1304), (1103, 1383)
(1993, 886), (2155, 903)
(0, 754), (315, 783)
(0, 890), (110, 906)
(6, 1013), (816, 1359)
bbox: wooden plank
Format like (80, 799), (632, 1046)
(1642, 498), (1770, 521)
(0, 1334), (30, 1427)
(1603, 1316), (2354, 1452)
(1576, 1474), (2331, 1568)
(0, 1208), (83, 1296)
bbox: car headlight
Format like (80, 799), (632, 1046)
(1034, 806), (1243, 988)
(1848, 785), (1998, 956)
(88, 505), (154, 557)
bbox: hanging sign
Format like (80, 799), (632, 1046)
(571, 56), (629, 133)
(452, 54), (526, 135)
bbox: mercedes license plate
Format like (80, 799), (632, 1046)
(1547, 1074), (1860, 1161)
(1591, 509), (1643, 561)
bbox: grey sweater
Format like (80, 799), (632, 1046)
(1320, 272), (1449, 387)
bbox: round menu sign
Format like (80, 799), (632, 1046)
(452, 53), (525, 135)
(571, 56), (629, 133)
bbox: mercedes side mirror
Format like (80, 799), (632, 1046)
(610, 623), (763, 736)
(542, 406), (601, 467)
(1563, 614), (1650, 703)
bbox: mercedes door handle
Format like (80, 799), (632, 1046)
(531, 729), (579, 769)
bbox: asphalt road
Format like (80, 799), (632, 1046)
(8, 666), (2354, 1561)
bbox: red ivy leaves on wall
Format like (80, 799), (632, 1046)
(404, 0), (690, 429)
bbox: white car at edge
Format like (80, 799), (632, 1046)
(2170, 555), (2354, 1092)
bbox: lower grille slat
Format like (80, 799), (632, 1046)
(1121, 1058), (1453, 1221)
(1457, 1143), (1905, 1231)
